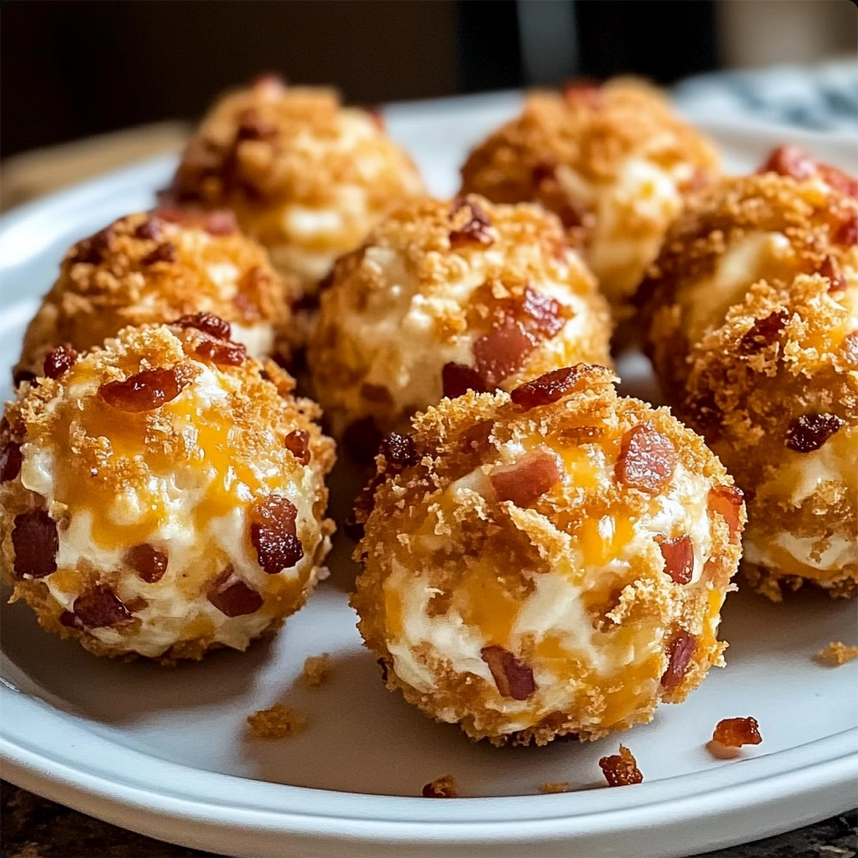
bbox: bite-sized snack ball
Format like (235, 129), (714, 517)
(15, 210), (296, 384)
(166, 76), (425, 304)
(351, 365), (744, 746)
(1, 320), (335, 661)
(308, 195), (612, 457)
(682, 274), (857, 600)
(640, 148), (858, 394)
(460, 79), (720, 315)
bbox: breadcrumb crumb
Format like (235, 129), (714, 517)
(598, 745), (643, 786)
(246, 704), (306, 739)
(817, 641), (858, 666)
(539, 782), (570, 794)
(302, 653), (332, 686)
(422, 774), (458, 798)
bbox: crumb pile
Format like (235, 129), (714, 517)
(1, 320), (335, 661)
(460, 79), (720, 315)
(167, 76), (424, 308)
(308, 195), (612, 453)
(352, 365), (744, 745)
(640, 149), (858, 599)
(15, 210), (295, 383)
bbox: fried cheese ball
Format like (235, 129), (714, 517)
(641, 147), (858, 395)
(167, 76), (425, 302)
(681, 274), (857, 600)
(0, 320), (335, 661)
(15, 210), (295, 383)
(307, 195), (612, 457)
(460, 79), (720, 315)
(352, 365), (744, 745)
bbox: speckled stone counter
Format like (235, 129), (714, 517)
(1, 781), (855, 857)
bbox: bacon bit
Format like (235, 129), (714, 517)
(13, 368), (37, 388)
(173, 312), (232, 340)
(42, 345), (78, 380)
(835, 215), (858, 246)
(521, 286), (570, 338)
(661, 632), (697, 689)
(739, 309), (789, 353)
(562, 80), (603, 107)
(442, 362), (487, 399)
(189, 337), (247, 366)
(510, 364), (600, 410)
(207, 569), (264, 617)
(532, 161), (557, 186)
(422, 774), (458, 798)
(100, 365), (194, 412)
(598, 745), (643, 787)
(449, 198), (493, 247)
(474, 318), (536, 388)
(712, 717), (762, 748)
(658, 535), (694, 585)
(0, 419), (22, 483)
(284, 429), (311, 465)
(785, 412), (844, 453)
(249, 495), (303, 573)
(204, 210), (239, 235)
(480, 645), (536, 700)
(70, 226), (113, 264)
(707, 485), (745, 543)
(133, 218), (162, 241)
(343, 417), (383, 465)
(236, 108), (278, 142)
(818, 256), (846, 292)
(141, 242), (177, 266)
(124, 544), (168, 583)
(380, 432), (419, 469)
(12, 510), (58, 579)
(490, 449), (560, 507)
(615, 423), (677, 493)
(59, 611), (83, 629)
(758, 145), (817, 181)
(817, 641), (858, 666)
(72, 586), (133, 628)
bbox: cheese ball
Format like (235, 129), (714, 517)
(15, 210), (296, 384)
(307, 195), (612, 458)
(640, 147), (858, 395)
(0, 320), (335, 661)
(351, 365), (744, 746)
(681, 274), (857, 600)
(166, 77), (424, 304)
(460, 79), (720, 315)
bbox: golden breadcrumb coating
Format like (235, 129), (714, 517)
(640, 171), (858, 396)
(247, 704), (306, 738)
(681, 274), (857, 600)
(817, 641), (858, 666)
(167, 77), (424, 303)
(307, 195), (612, 455)
(460, 79), (720, 314)
(352, 365), (743, 746)
(15, 211), (296, 383)
(1, 321), (335, 661)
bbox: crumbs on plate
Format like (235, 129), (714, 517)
(816, 641), (858, 666)
(598, 745), (643, 786)
(303, 652), (332, 686)
(539, 782), (570, 794)
(247, 704), (306, 739)
(422, 774), (458, 798)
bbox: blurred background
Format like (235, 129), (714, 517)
(1, 0), (856, 206)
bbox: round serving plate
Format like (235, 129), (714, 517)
(1, 95), (856, 858)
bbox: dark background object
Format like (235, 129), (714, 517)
(0, 0), (722, 160)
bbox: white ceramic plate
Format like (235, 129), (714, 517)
(1, 94), (857, 858)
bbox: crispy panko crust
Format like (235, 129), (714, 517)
(15, 211), (296, 382)
(352, 365), (742, 746)
(1, 323), (335, 662)
(307, 195), (612, 444)
(640, 172), (858, 398)
(681, 274), (858, 600)
(166, 78), (424, 297)
(460, 79), (720, 312)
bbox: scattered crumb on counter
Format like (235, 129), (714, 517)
(539, 782), (570, 794)
(816, 642), (858, 666)
(598, 745), (643, 786)
(422, 774), (458, 798)
(303, 653), (332, 686)
(246, 704), (306, 739)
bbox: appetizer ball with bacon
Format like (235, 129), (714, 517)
(307, 195), (612, 458)
(15, 210), (295, 384)
(460, 79), (720, 315)
(0, 320), (335, 661)
(166, 77), (424, 307)
(640, 147), (858, 395)
(351, 365), (744, 746)
(681, 274), (857, 599)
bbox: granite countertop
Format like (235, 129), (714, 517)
(1, 781), (855, 858)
